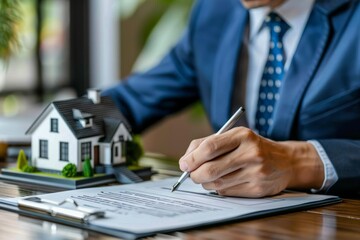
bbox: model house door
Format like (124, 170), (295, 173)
(94, 145), (99, 166)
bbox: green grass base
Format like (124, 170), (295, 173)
(8, 167), (106, 180)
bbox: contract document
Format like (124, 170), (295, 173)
(0, 177), (340, 239)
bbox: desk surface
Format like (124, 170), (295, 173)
(0, 159), (359, 240)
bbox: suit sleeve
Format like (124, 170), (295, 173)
(102, 0), (205, 133)
(318, 139), (360, 197)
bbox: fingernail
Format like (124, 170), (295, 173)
(179, 161), (188, 171)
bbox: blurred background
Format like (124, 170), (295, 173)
(0, 0), (212, 160)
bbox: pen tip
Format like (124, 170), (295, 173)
(171, 182), (180, 192)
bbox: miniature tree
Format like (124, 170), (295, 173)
(62, 163), (77, 177)
(16, 149), (28, 170)
(126, 135), (144, 166)
(82, 158), (93, 177)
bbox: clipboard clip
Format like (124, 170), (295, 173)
(18, 197), (105, 223)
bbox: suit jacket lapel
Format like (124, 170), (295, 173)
(270, 0), (351, 140)
(211, 6), (248, 131)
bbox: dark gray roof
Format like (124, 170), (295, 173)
(99, 117), (122, 143)
(51, 96), (131, 140)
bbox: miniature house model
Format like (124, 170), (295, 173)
(26, 89), (132, 173)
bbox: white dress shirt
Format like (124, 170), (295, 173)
(237, 0), (338, 191)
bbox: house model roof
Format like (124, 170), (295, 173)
(26, 96), (131, 142)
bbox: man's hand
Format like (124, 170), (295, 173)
(179, 127), (324, 198)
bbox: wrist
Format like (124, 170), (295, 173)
(282, 141), (324, 190)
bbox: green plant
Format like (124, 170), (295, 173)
(82, 158), (93, 177)
(62, 163), (77, 177)
(21, 165), (36, 173)
(16, 149), (28, 170)
(0, 0), (21, 60)
(126, 135), (144, 166)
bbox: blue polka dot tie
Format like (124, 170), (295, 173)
(255, 12), (290, 137)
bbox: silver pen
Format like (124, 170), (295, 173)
(171, 106), (245, 192)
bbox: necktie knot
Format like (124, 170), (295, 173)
(264, 12), (290, 40)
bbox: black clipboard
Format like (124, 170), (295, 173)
(0, 194), (342, 240)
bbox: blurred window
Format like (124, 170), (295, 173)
(0, 0), (70, 116)
(0, 0), (69, 93)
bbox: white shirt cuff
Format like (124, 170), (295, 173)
(308, 140), (339, 193)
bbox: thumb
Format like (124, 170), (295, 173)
(179, 137), (207, 171)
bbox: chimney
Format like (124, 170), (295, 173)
(87, 89), (101, 104)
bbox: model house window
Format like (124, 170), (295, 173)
(60, 142), (69, 161)
(39, 140), (48, 159)
(50, 118), (58, 132)
(81, 142), (92, 161)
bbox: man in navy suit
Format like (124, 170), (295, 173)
(103, 0), (360, 197)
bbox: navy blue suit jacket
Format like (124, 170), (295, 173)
(104, 0), (360, 197)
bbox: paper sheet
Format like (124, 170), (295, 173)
(2, 178), (338, 234)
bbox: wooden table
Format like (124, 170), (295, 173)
(0, 158), (359, 240)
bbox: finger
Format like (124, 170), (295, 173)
(199, 159), (262, 189)
(190, 149), (249, 184)
(216, 182), (270, 198)
(190, 133), (264, 185)
(181, 137), (207, 159)
(216, 177), (284, 198)
(180, 128), (241, 172)
(178, 137), (207, 171)
(201, 167), (249, 190)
